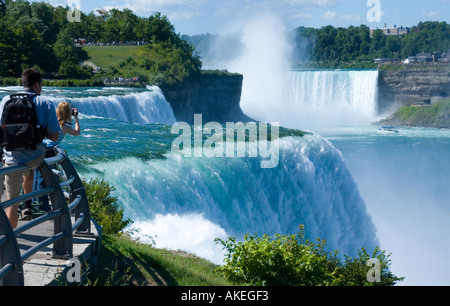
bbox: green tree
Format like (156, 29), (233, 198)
(0, 0), (6, 16)
(82, 12), (105, 43)
(216, 226), (404, 286)
(83, 178), (131, 235)
(385, 35), (402, 57)
(0, 21), (21, 76)
(53, 28), (79, 63)
(30, 1), (56, 44)
(313, 25), (338, 62)
(53, 28), (88, 77)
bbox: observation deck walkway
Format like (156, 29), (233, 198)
(1, 147), (102, 286)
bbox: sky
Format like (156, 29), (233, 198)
(38, 0), (450, 35)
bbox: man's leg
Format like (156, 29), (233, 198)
(4, 171), (24, 229)
(5, 205), (19, 229)
(19, 170), (35, 220)
(23, 169), (34, 194)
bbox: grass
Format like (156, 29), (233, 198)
(89, 234), (235, 286)
(83, 46), (141, 69)
(381, 99), (450, 128)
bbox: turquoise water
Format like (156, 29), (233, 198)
(2, 76), (448, 285)
(318, 126), (450, 286)
(0, 85), (378, 263)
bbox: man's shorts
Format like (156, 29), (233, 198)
(4, 154), (45, 200)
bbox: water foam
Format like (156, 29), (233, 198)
(129, 214), (228, 264)
(82, 134), (378, 264)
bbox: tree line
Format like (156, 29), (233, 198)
(183, 21), (450, 69)
(0, 0), (201, 83)
(294, 21), (450, 68)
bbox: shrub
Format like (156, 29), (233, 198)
(215, 226), (404, 286)
(83, 178), (131, 235)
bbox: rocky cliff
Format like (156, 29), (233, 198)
(378, 68), (450, 115)
(161, 72), (253, 124)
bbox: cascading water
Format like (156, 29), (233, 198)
(0, 82), (380, 266)
(45, 86), (176, 125)
(240, 70), (380, 130)
(286, 70), (379, 117)
(83, 134), (379, 264)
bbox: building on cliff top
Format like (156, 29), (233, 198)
(370, 24), (410, 37)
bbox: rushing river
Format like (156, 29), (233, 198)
(1, 69), (448, 285)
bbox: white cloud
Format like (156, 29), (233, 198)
(340, 14), (361, 21)
(167, 11), (202, 21)
(123, 0), (200, 12)
(126, 0), (202, 8)
(422, 11), (439, 17)
(287, 0), (342, 6)
(289, 12), (314, 19)
(321, 11), (337, 19)
(321, 10), (361, 21)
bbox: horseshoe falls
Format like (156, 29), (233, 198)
(240, 70), (379, 130)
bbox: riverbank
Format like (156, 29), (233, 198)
(378, 99), (450, 129)
(89, 234), (234, 286)
(0, 77), (146, 88)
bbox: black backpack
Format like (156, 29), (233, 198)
(1, 93), (45, 151)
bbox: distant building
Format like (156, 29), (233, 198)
(440, 49), (450, 63)
(370, 24), (410, 37)
(403, 56), (416, 64)
(403, 50), (449, 64)
(416, 53), (433, 63)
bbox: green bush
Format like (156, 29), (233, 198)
(215, 226), (404, 286)
(83, 178), (131, 235)
(0, 77), (21, 86)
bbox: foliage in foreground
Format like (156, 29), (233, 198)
(77, 178), (231, 286)
(81, 178), (403, 286)
(215, 226), (404, 286)
(89, 234), (233, 286)
(83, 178), (131, 235)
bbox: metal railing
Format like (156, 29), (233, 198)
(0, 146), (91, 286)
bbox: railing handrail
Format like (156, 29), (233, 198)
(0, 146), (91, 286)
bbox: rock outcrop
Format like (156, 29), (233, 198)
(378, 68), (450, 115)
(161, 72), (253, 124)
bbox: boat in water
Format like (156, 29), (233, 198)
(378, 126), (400, 133)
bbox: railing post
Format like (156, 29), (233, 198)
(59, 154), (91, 235)
(0, 208), (24, 286)
(38, 161), (73, 259)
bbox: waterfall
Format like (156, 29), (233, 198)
(46, 86), (176, 125)
(82, 134), (378, 264)
(241, 70), (379, 130)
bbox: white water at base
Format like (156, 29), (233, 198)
(130, 214), (229, 264)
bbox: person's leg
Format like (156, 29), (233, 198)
(5, 204), (19, 229)
(21, 170), (35, 215)
(4, 171), (25, 228)
(20, 154), (45, 218)
(4, 154), (45, 226)
(0, 162), (3, 200)
(33, 169), (51, 211)
(23, 169), (34, 195)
